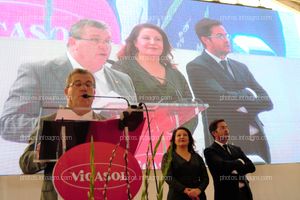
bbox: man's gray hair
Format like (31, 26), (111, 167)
(69, 19), (109, 38)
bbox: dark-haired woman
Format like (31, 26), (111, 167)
(162, 127), (209, 200)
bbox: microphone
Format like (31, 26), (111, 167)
(106, 59), (115, 65)
(81, 94), (130, 107)
(82, 94), (144, 131)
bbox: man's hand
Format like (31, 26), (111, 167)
(236, 106), (248, 113)
(185, 188), (201, 200)
(119, 105), (144, 131)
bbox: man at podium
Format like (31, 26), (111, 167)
(19, 68), (137, 200)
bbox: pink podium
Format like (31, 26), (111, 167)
(37, 118), (145, 199)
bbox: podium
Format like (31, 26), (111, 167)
(34, 102), (208, 199)
(35, 107), (145, 200)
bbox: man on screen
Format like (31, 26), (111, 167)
(0, 19), (137, 142)
(186, 18), (273, 163)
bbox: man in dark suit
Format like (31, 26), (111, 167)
(0, 19), (136, 142)
(204, 119), (256, 200)
(186, 18), (273, 163)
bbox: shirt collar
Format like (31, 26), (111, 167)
(205, 49), (228, 63)
(94, 66), (106, 80)
(66, 51), (104, 74)
(75, 110), (94, 120)
(67, 51), (84, 70)
(214, 140), (228, 148)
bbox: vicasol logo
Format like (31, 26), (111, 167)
(60, 162), (138, 189)
(0, 1), (119, 41)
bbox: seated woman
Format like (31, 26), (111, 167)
(162, 127), (209, 200)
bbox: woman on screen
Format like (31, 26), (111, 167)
(111, 23), (193, 104)
(162, 127), (209, 200)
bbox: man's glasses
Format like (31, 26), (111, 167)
(208, 33), (230, 40)
(68, 80), (95, 88)
(74, 37), (112, 45)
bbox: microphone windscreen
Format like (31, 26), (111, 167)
(130, 105), (137, 109)
(82, 94), (90, 98)
(106, 59), (116, 65)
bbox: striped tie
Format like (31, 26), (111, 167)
(220, 60), (234, 79)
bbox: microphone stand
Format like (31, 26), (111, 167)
(81, 94), (130, 107)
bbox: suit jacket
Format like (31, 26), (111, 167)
(204, 142), (256, 200)
(19, 112), (104, 200)
(186, 51), (273, 162)
(0, 55), (136, 142)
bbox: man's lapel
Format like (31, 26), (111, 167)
(212, 142), (232, 158)
(201, 51), (233, 81)
(51, 55), (73, 89)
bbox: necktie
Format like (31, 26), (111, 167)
(223, 144), (231, 154)
(220, 60), (234, 79)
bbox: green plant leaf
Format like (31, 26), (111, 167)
(88, 136), (95, 200)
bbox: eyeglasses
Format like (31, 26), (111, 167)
(68, 80), (95, 88)
(208, 33), (230, 40)
(74, 37), (112, 45)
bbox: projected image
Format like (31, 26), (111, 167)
(0, 0), (300, 175)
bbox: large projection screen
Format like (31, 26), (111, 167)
(0, 0), (300, 175)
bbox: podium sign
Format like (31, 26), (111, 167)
(37, 119), (145, 162)
(53, 142), (142, 200)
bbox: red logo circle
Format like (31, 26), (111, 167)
(53, 142), (142, 200)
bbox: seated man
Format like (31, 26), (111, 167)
(19, 68), (141, 200)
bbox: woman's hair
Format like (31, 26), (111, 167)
(117, 23), (173, 66)
(170, 127), (195, 153)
